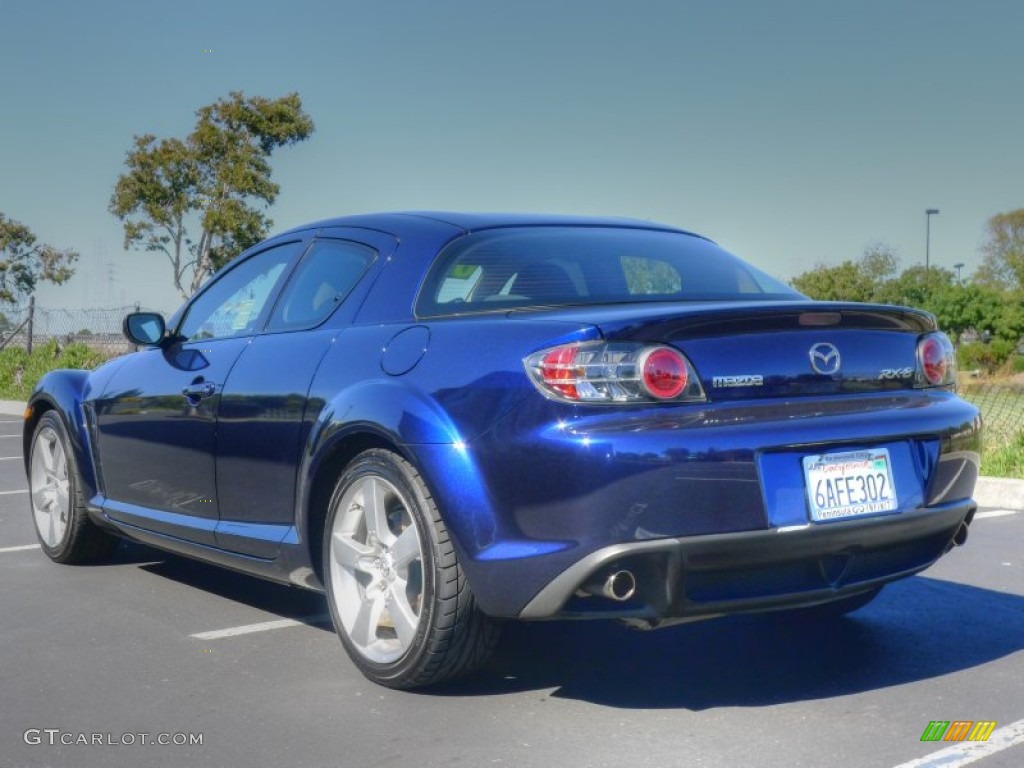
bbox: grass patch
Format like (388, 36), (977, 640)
(0, 340), (107, 401)
(959, 381), (1024, 478)
(982, 431), (1024, 479)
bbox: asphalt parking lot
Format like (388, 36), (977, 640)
(1, 408), (1021, 768)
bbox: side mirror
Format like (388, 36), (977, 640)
(123, 312), (166, 346)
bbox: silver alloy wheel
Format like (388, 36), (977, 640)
(30, 425), (70, 548)
(329, 474), (425, 664)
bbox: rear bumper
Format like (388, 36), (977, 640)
(411, 390), (981, 619)
(520, 500), (975, 621)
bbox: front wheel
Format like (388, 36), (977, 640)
(323, 449), (500, 688)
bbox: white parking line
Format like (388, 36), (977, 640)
(974, 509), (1018, 520)
(891, 718), (1024, 768)
(0, 489), (27, 495)
(0, 544), (40, 554)
(190, 614), (332, 640)
(0, 456), (23, 461)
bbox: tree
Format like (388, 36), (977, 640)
(110, 92), (315, 299)
(790, 242), (899, 302)
(975, 209), (1024, 291)
(873, 264), (954, 310)
(0, 213), (77, 303)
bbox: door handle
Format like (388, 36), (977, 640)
(182, 381), (217, 399)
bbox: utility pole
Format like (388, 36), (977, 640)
(925, 209), (940, 270)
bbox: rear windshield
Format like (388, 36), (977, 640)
(416, 227), (799, 317)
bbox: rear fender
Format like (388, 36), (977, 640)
(295, 379), (470, 560)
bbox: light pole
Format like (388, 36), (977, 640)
(953, 262), (964, 282)
(925, 208), (940, 270)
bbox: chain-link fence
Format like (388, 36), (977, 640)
(958, 379), (1024, 451)
(0, 299), (155, 358)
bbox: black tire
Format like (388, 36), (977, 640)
(322, 449), (500, 689)
(785, 586), (883, 620)
(28, 410), (118, 564)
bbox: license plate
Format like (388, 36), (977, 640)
(802, 448), (898, 522)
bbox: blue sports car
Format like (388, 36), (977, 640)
(25, 212), (981, 688)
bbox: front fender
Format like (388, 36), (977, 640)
(25, 356), (128, 502)
(26, 369), (96, 498)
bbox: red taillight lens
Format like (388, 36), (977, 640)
(915, 332), (956, 387)
(640, 347), (688, 399)
(921, 338), (946, 384)
(539, 346), (581, 399)
(525, 342), (705, 404)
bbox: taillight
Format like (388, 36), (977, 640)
(915, 333), (956, 388)
(525, 342), (705, 403)
(639, 346), (688, 399)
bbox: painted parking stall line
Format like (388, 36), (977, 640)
(0, 489), (27, 495)
(974, 509), (1017, 520)
(0, 544), (41, 554)
(891, 717), (1024, 768)
(191, 614), (332, 640)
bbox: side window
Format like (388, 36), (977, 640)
(268, 239), (376, 331)
(178, 242), (299, 341)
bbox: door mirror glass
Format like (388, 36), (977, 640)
(123, 312), (166, 346)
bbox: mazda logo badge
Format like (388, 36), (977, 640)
(809, 342), (841, 375)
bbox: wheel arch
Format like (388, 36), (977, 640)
(296, 379), (491, 591)
(301, 426), (420, 587)
(24, 370), (97, 495)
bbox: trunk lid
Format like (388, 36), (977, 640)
(510, 301), (936, 400)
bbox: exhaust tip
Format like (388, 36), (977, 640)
(604, 570), (637, 602)
(954, 522), (969, 546)
(576, 568), (638, 602)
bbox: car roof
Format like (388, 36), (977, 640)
(276, 211), (707, 240)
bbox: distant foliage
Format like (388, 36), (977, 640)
(957, 341), (1017, 375)
(0, 341), (106, 400)
(110, 91), (315, 299)
(0, 213), (77, 303)
(622, 256), (681, 294)
(790, 242), (898, 302)
(791, 237), (1024, 355)
(975, 209), (1024, 291)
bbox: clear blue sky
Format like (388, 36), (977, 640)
(2, 0), (1022, 313)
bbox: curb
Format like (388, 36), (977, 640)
(0, 400), (25, 417)
(972, 477), (1024, 511)
(3, 399), (1022, 509)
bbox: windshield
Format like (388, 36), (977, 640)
(416, 227), (801, 317)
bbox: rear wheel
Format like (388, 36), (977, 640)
(323, 449), (500, 688)
(29, 411), (118, 563)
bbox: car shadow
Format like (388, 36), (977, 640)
(126, 541), (331, 618)
(123, 544), (1023, 709)
(433, 576), (1024, 709)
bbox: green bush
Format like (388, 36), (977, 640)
(0, 340), (107, 401)
(957, 340), (1015, 374)
(1002, 355), (1024, 375)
